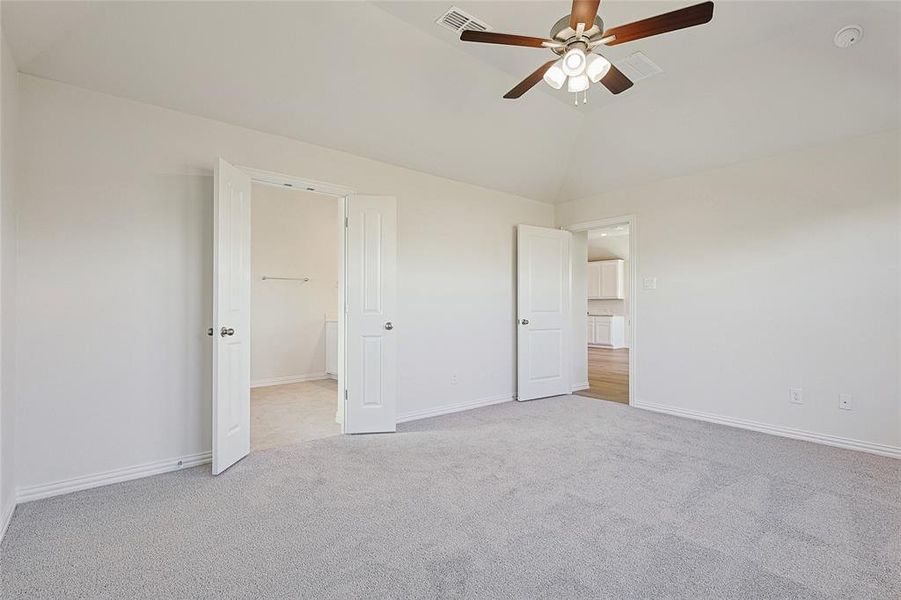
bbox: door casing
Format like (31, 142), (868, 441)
(215, 166), (359, 448)
(565, 215), (638, 407)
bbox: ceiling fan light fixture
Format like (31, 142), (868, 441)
(567, 73), (590, 93)
(561, 48), (587, 76)
(461, 0), (715, 100)
(585, 53), (611, 83)
(543, 59), (566, 89)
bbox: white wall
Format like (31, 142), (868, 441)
(14, 75), (553, 493)
(250, 184), (338, 385)
(588, 235), (629, 261)
(0, 25), (18, 530)
(557, 131), (901, 449)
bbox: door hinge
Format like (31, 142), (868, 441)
(344, 389), (348, 400)
(344, 216), (348, 228)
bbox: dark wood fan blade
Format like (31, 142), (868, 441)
(504, 60), (558, 99)
(460, 30), (556, 48)
(603, 1), (714, 46)
(599, 64), (633, 95)
(570, 0), (601, 31)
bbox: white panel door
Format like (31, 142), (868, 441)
(345, 195), (397, 433)
(212, 158), (252, 474)
(517, 225), (572, 401)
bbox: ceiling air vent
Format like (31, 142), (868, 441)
(615, 52), (663, 82)
(436, 6), (491, 34)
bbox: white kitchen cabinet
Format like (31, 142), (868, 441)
(587, 315), (625, 348)
(587, 262), (602, 299)
(587, 260), (624, 299)
(325, 319), (338, 378)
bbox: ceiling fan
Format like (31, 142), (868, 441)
(460, 0), (714, 101)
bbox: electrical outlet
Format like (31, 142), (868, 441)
(789, 388), (804, 405)
(839, 394), (852, 411)
(451, 373), (458, 385)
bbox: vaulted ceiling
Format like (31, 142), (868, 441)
(2, 1), (898, 203)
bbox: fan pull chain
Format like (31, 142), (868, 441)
(583, 90), (588, 104)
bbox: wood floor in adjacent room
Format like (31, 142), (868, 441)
(577, 347), (629, 404)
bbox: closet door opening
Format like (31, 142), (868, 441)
(212, 160), (398, 474)
(247, 182), (343, 452)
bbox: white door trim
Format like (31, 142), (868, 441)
(565, 215), (637, 407)
(238, 165), (356, 198)
(238, 167), (353, 432)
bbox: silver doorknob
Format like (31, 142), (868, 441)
(207, 328), (214, 337)
(384, 321), (394, 330)
(520, 319), (529, 325)
(220, 327), (235, 337)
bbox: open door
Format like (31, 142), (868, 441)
(212, 158), (252, 474)
(517, 225), (572, 401)
(344, 195), (397, 433)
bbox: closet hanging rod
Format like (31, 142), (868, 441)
(261, 276), (310, 282)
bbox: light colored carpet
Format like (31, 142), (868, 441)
(2, 395), (899, 599)
(251, 379), (340, 450)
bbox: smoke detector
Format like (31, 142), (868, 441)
(834, 25), (863, 48)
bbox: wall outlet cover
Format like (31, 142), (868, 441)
(643, 277), (657, 290)
(839, 393), (852, 410)
(789, 388), (804, 405)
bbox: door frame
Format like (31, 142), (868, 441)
(235, 165), (355, 432)
(565, 215), (637, 406)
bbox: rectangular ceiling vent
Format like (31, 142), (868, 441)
(436, 6), (491, 34)
(615, 52), (663, 82)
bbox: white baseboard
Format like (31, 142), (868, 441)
(250, 372), (328, 388)
(634, 400), (901, 459)
(16, 451), (213, 504)
(397, 393), (513, 424)
(571, 381), (590, 392)
(0, 497), (15, 544)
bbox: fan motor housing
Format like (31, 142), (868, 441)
(550, 14), (605, 55)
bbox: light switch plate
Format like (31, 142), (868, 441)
(643, 277), (657, 290)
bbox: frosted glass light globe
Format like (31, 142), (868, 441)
(561, 48), (587, 77)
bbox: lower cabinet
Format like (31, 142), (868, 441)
(325, 319), (338, 378)
(587, 315), (625, 349)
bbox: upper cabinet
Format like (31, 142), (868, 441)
(587, 259), (624, 299)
